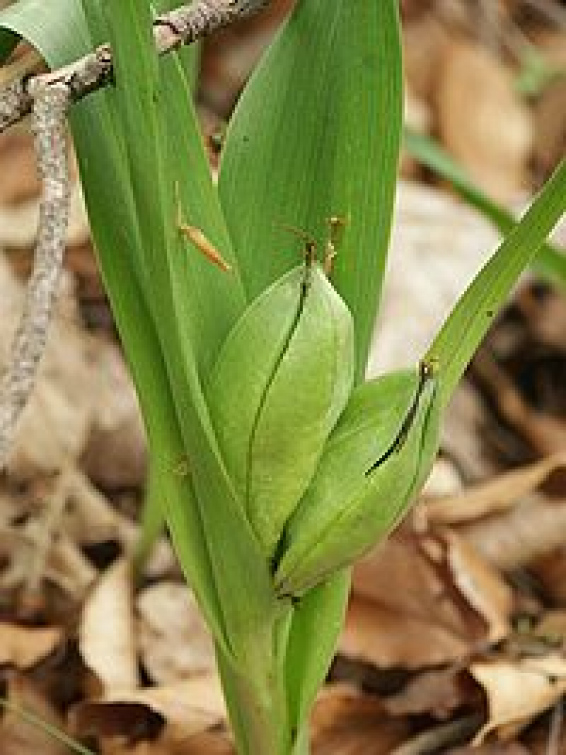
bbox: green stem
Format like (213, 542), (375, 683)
(290, 725), (310, 755)
(133, 462), (164, 578)
(215, 607), (309, 755)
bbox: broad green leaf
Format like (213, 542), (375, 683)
(219, 0), (403, 381)
(404, 128), (566, 291)
(102, 0), (276, 667)
(0, 0), (89, 62)
(428, 158), (566, 407)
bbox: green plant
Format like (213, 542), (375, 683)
(0, 2), (564, 754)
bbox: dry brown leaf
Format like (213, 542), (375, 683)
(0, 253), (146, 485)
(401, 84), (432, 177)
(383, 667), (471, 719)
(79, 556), (139, 693)
(311, 683), (408, 755)
(423, 452), (566, 525)
(137, 583), (216, 685)
(341, 594), (471, 669)
(532, 548), (566, 605)
(0, 256), (92, 479)
(81, 342), (147, 490)
(43, 529), (98, 598)
(60, 470), (174, 577)
(421, 456), (464, 499)
(441, 379), (500, 482)
(342, 530), (510, 669)
(533, 76), (566, 184)
(470, 655), (566, 743)
(0, 510), (96, 601)
(532, 611), (566, 651)
(72, 675), (226, 743)
(448, 743), (529, 754)
(436, 40), (533, 201)
(0, 182), (88, 250)
(462, 495), (566, 572)
(0, 676), (68, 755)
(0, 129), (40, 205)
(100, 731), (234, 755)
(445, 531), (512, 644)
(473, 351), (566, 458)
(0, 623), (62, 668)
(403, 14), (450, 101)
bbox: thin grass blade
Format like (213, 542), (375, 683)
(404, 128), (566, 291)
(427, 158), (566, 408)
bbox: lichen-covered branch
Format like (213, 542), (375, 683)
(0, 0), (271, 134)
(0, 82), (70, 468)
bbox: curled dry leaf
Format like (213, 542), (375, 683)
(0, 129), (40, 205)
(473, 350), (566, 459)
(400, 84), (432, 177)
(402, 13), (450, 101)
(311, 683), (408, 755)
(470, 654), (566, 744)
(421, 455), (464, 499)
(61, 470), (174, 577)
(442, 741), (529, 754)
(99, 731), (234, 755)
(445, 531), (512, 644)
(383, 667), (472, 719)
(137, 582), (216, 685)
(532, 549), (566, 606)
(440, 378), (499, 482)
(79, 557), (139, 693)
(436, 40), (533, 201)
(0, 254), (91, 478)
(0, 510), (96, 601)
(0, 622), (62, 668)
(0, 252), (146, 485)
(532, 47), (566, 179)
(463, 495), (566, 572)
(71, 675), (226, 744)
(341, 528), (511, 669)
(81, 342), (147, 491)
(0, 675), (68, 755)
(0, 181), (88, 250)
(423, 451), (566, 526)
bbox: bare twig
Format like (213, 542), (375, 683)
(390, 714), (483, 755)
(519, 0), (566, 28)
(0, 0), (272, 468)
(0, 0), (271, 134)
(0, 81), (70, 468)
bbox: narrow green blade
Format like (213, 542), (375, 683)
(428, 158), (566, 407)
(404, 128), (566, 291)
(102, 0), (276, 665)
(285, 569), (350, 732)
